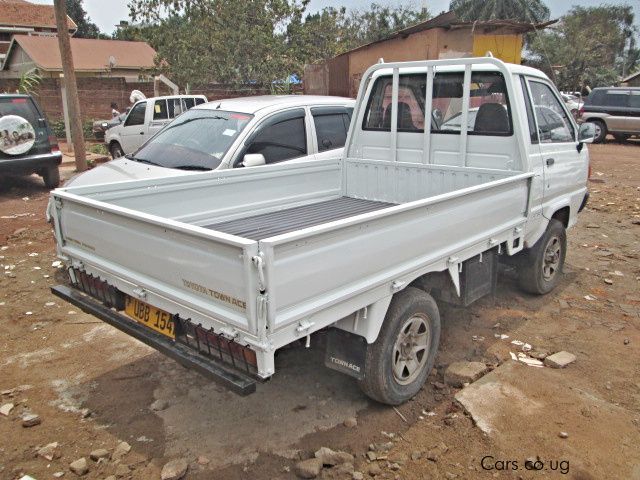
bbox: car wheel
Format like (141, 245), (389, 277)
(589, 120), (607, 143)
(517, 219), (566, 295)
(110, 142), (124, 159)
(358, 287), (441, 405)
(42, 165), (60, 189)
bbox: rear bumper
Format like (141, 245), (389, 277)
(51, 285), (256, 396)
(0, 151), (62, 173)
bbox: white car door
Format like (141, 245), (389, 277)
(231, 108), (313, 167)
(526, 78), (585, 221)
(147, 98), (171, 139)
(310, 106), (353, 161)
(119, 101), (148, 154)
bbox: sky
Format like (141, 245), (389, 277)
(29, 0), (640, 36)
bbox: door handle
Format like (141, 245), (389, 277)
(139, 132), (144, 135)
(546, 158), (555, 166)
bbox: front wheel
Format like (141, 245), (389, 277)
(110, 142), (124, 159)
(590, 120), (607, 143)
(517, 219), (566, 295)
(359, 287), (441, 405)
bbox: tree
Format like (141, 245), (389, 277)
(65, 0), (101, 38)
(526, 5), (639, 91)
(450, 0), (550, 23)
(54, 0), (87, 171)
(129, 0), (307, 87)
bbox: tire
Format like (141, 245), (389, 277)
(358, 287), (441, 405)
(589, 120), (607, 143)
(42, 165), (60, 189)
(517, 219), (566, 295)
(110, 142), (124, 159)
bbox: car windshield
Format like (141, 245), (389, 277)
(133, 109), (253, 170)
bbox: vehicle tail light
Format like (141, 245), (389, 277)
(49, 135), (60, 153)
(578, 106), (584, 118)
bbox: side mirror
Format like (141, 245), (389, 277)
(242, 153), (266, 167)
(578, 122), (596, 144)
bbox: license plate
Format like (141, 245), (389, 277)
(124, 296), (175, 339)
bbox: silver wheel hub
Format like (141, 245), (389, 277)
(392, 314), (430, 385)
(542, 236), (561, 281)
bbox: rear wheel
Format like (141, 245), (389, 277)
(42, 165), (60, 189)
(590, 120), (607, 143)
(517, 219), (566, 295)
(110, 142), (124, 159)
(359, 287), (440, 405)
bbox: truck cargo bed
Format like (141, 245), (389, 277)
(205, 197), (395, 240)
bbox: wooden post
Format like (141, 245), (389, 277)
(53, 0), (87, 171)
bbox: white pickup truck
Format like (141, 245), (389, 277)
(50, 58), (594, 405)
(105, 94), (207, 158)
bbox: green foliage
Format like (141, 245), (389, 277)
(88, 143), (108, 155)
(450, 0), (550, 23)
(50, 119), (96, 139)
(526, 5), (639, 90)
(128, 0), (429, 87)
(17, 69), (42, 95)
(66, 0), (102, 38)
(287, 3), (429, 67)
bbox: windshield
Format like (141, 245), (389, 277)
(133, 109), (253, 170)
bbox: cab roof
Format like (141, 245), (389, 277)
(372, 61), (549, 80)
(195, 95), (355, 115)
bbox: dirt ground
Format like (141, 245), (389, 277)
(0, 141), (638, 480)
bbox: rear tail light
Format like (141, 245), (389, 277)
(578, 106), (584, 118)
(48, 135), (60, 153)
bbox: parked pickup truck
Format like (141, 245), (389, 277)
(50, 58), (594, 405)
(105, 94), (207, 158)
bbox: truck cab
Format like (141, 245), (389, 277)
(105, 94), (207, 158)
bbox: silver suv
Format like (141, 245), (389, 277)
(578, 87), (640, 143)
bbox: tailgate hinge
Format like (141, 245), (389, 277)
(251, 254), (266, 293)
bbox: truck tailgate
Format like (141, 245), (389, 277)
(52, 191), (260, 335)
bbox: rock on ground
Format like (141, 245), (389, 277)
(89, 448), (110, 461)
(314, 446), (354, 466)
(21, 413), (41, 427)
(37, 442), (59, 461)
(0, 402), (14, 416)
(544, 351), (576, 368)
(294, 457), (323, 479)
(343, 417), (357, 428)
(444, 361), (488, 387)
(69, 457), (89, 476)
(161, 459), (188, 480)
(112, 441), (131, 460)
(150, 399), (169, 411)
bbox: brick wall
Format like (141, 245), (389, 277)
(0, 77), (274, 126)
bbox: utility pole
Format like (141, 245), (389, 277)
(53, 0), (87, 171)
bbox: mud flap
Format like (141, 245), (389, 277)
(324, 328), (367, 380)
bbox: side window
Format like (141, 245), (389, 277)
(520, 76), (539, 144)
(184, 98), (195, 110)
(153, 100), (168, 120)
(167, 98), (184, 119)
(313, 113), (348, 152)
(195, 98), (206, 106)
(528, 81), (575, 143)
(604, 90), (629, 107)
(124, 102), (146, 127)
(247, 116), (306, 164)
(630, 91), (640, 108)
